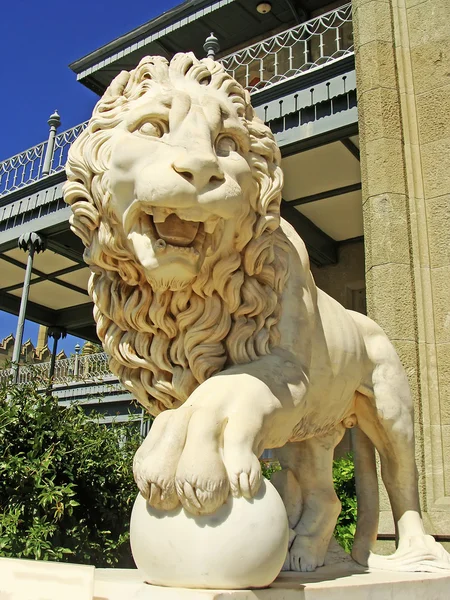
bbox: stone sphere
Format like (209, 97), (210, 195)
(130, 479), (289, 589)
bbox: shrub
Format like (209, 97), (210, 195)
(260, 460), (281, 480)
(262, 454), (357, 553)
(0, 379), (357, 565)
(0, 382), (140, 567)
(333, 453), (357, 552)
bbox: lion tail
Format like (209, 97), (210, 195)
(350, 424), (379, 566)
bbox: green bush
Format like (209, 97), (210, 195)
(0, 382), (140, 567)
(333, 453), (357, 553)
(260, 459), (281, 480)
(262, 454), (357, 553)
(0, 379), (357, 565)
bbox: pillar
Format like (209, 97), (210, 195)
(11, 233), (46, 383)
(353, 0), (450, 538)
(36, 325), (48, 354)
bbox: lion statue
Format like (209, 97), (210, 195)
(64, 53), (450, 573)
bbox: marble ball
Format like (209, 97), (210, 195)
(130, 479), (289, 590)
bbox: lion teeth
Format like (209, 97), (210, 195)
(153, 207), (172, 223)
(204, 216), (220, 234)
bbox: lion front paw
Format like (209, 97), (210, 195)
(224, 448), (262, 500)
(133, 459), (179, 511)
(134, 390), (269, 515)
(133, 408), (190, 511)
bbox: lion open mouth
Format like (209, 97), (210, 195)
(130, 206), (222, 255)
(154, 213), (200, 247)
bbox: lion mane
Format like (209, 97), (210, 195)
(64, 53), (290, 416)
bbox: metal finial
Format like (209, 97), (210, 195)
(203, 33), (220, 60)
(48, 326), (67, 341)
(18, 232), (47, 254)
(48, 110), (61, 129)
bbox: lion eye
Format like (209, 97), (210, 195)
(137, 121), (165, 138)
(215, 135), (238, 156)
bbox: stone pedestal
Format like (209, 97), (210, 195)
(2, 557), (449, 599)
(94, 563), (450, 600)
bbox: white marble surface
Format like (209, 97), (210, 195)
(65, 51), (450, 579)
(93, 563), (450, 600)
(130, 480), (289, 589)
(0, 557), (94, 600)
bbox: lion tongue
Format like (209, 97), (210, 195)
(154, 213), (199, 247)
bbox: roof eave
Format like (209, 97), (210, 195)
(69, 0), (225, 75)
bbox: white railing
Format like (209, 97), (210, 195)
(0, 351), (112, 388)
(0, 4), (353, 200)
(0, 141), (47, 197)
(220, 3), (353, 93)
(50, 121), (88, 174)
(0, 121), (88, 199)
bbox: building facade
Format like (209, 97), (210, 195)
(0, 0), (448, 542)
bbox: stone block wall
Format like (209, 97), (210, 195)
(353, 0), (450, 536)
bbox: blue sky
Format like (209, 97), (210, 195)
(0, 0), (180, 354)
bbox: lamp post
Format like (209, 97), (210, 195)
(11, 233), (46, 384)
(48, 326), (67, 382)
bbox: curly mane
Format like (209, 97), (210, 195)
(64, 53), (289, 415)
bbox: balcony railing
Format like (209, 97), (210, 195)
(0, 3), (353, 201)
(0, 351), (112, 389)
(220, 3), (353, 93)
(0, 121), (88, 199)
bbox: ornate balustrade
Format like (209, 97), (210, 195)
(220, 3), (353, 93)
(0, 141), (47, 198)
(0, 4), (353, 201)
(50, 121), (88, 174)
(0, 351), (112, 388)
(0, 121), (88, 199)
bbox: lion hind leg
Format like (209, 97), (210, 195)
(281, 429), (345, 572)
(354, 336), (450, 572)
(271, 445), (303, 571)
(351, 424), (379, 566)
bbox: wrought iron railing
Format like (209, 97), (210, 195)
(0, 4), (353, 200)
(0, 351), (112, 388)
(220, 3), (353, 93)
(51, 121), (88, 174)
(0, 141), (47, 198)
(0, 121), (88, 199)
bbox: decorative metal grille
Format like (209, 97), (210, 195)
(0, 4), (353, 200)
(51, 121), (88, 174)
(0, 351), (113, 388)
(0, 121), (88, 199)
(0, 141), (47, 197)
(74, 352), (111, 383)
(219, 3), (353, 93)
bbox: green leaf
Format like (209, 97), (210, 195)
(0, 379), (141, 567)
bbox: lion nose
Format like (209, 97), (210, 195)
(172, 152), (224, 189)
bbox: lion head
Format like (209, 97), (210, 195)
(64, 53), (289, 415)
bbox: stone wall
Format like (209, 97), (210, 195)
(353, 0), (450, 536)
(311, 240), (366, 312)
